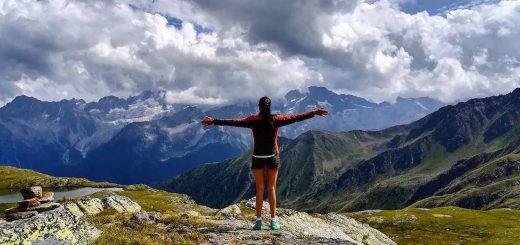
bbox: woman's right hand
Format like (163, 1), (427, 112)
(314, 107), (329, 117)
(201, 116), (214, 126)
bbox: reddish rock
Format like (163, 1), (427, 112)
(39, 192), (55, 203)
(5, 203), (62, 216)
(5, 211), (37, 221)
(18, 198), (40, 209)
(20, 186), (43, 199)
(28, 202), (61, 213)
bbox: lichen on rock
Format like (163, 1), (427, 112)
(64, 202), (85, 217)
(76, 198), (104, 215)
(280, 211), (361, 244)
(325, 213), (396, 245)
(0, 206), (100, 245)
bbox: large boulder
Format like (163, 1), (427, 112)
(325, 213), (396, 245)
(280, 212), (362, 244)
(76, 198), (104, 215)
(217, 204), (242, 218)
(63, 202), (85, 217)
(101, 196), (141, 213)
(0, 206), (100, 245)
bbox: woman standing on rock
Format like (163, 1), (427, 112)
(202, 96), (328, 230)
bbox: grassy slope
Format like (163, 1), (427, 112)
(0, 166), (120, 192)
(410, 153), (520, 209)
(86, 188), (217, 245)
(2, 166), (520, 244)
(345, 207), (520, 245)
(335, 116), (520, 212)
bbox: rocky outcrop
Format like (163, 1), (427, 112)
(0, 206), (100, 245)
(63, 202), (84, 217)
(206, 198), (396, 245)
(216, 204), (241, 218)
(1, 188), (393, 245)
(66, 195), (142, 217)
(0, 193), (142, 245)
(102, 195), (141, 213)
(325, 213), (395, 245)
(76, 198), (104, 215)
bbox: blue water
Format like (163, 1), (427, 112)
(0, 187), (123, 204)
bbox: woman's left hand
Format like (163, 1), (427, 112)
(201, 116), (214, 126)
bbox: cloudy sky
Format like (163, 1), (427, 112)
(0, 0), (519, 106)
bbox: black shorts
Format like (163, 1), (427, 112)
(251, 155), (280, 169)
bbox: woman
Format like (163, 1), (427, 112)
(201, 96), (328, 230)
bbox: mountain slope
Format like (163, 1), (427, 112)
(0, 86), (445, 184)
(164, 88), (520, 212)
(77, 106), (251, 185)
(164, 128), (406, 208)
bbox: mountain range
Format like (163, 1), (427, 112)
(164, 88), (520, 212)
(0, 86), (445, 185)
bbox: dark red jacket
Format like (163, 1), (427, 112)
(213, 111), (315, 155)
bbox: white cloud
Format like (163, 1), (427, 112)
(0, 0), (318, 105)
(0, 0), (519, 105)
(319, 0), (520, 102)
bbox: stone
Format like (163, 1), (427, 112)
(0, 206), (100, 245)
(181, 210), (201, 219)
(27, 202), (61, 213)
(39, 192), (54, 203)
(4, 203), (61, 216)
(280, 212), (361, 244)
(4, 211), (38, 221)
(63, 202), (85, 217)
(148, 212), (161, 222)
(132, 211), (152, 223)
(123, 184), (151, 191)
(102, 195), (141, 213)
(217, 204), (242, 218)
(20, 186), (42, 199)
(0, 219), (6, 226)
(17, 198), (40, 209)
(392, 214), (417, 225)
(76, 198), (104, 215)
(325, 213), (396, 245)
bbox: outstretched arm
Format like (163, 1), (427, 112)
(201, 116), (255, 128)
(275, 108), (328, 127)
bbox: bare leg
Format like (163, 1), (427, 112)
(252, 169), (265, 218)
(267, 168), (279, 218)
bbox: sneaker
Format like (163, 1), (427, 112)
(270, 219), (280, 230)
(253, 220), (262, 230)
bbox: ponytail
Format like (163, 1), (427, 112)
(258, 96), (274, 128)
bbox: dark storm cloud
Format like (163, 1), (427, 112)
(191, 0), (360, 58)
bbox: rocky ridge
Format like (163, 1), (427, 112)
(196, 197), (395, 245)
(0, 189), (395, 245)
